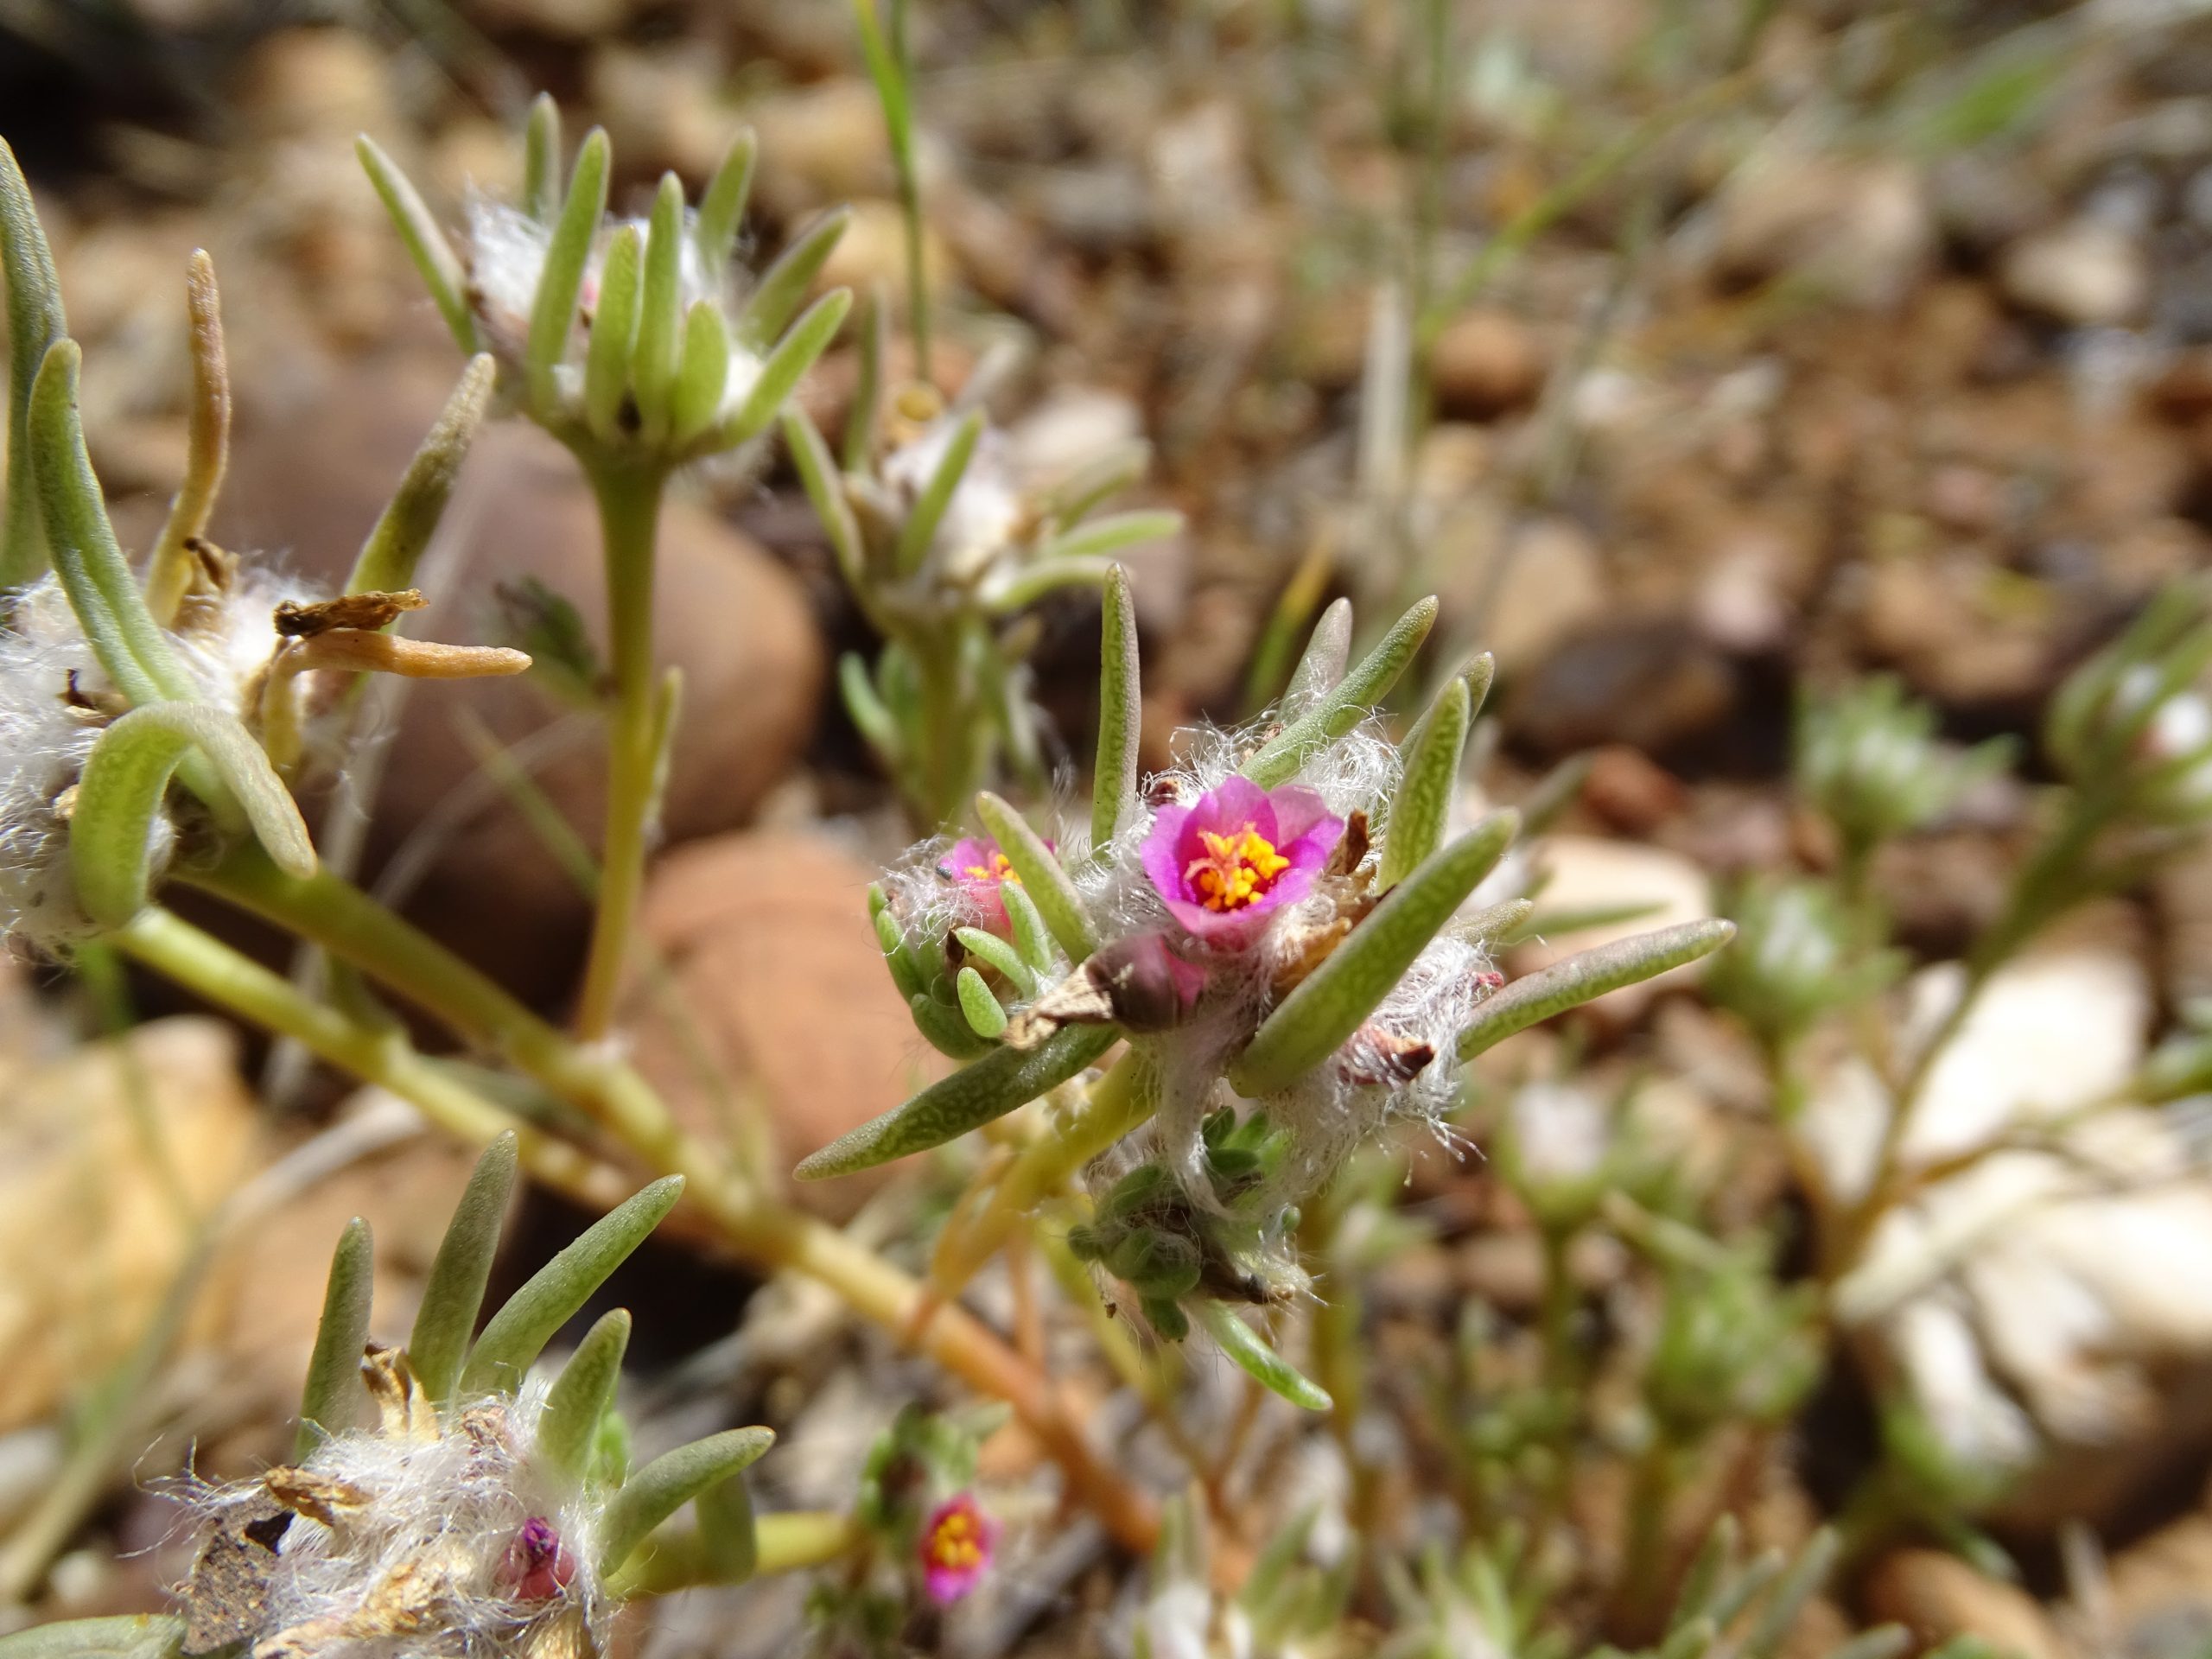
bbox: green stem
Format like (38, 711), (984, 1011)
(115, 906), (632, 1211)
(576, 460), (670, 1039)
(1610, 1433), (1679, 1641)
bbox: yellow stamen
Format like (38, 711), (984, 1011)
(929, 1511), (985, 1568)
(1184, 824), (1290, 912)
(963, 851), (1020, 885)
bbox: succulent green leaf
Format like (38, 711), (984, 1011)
(785, 410), (868, 598)
(405, 1131), (518, 1404)
(1039, 510), (1181, 565)
(524, 128), (610, 408)
(911, 990), (997, 1060)
(975, 791), (1097, 960)
(984, 554), (1115, 614)
(583, 226), (643, 445)
(695, 130), (758, 289)
(1669, 1515), (1739, 1635)
(957, 965), (1008, 1039)
(1091, 563), (1142, 853)
(539, 1308), (632, 1483)
(870, 886), (927, 1000)
(734, 207), (850, 351)
(0, 1618), (186, 1659)
(671, 301), (731, 446)
(1377, 677), (1471, 890)
(73, 703), (317, 927)
(1280, 597), (1353, 716)
(29, 342), (197, 709)
(1230, 811), (1517, 1097)
(296, 1217), (373, 1458)
(795, 1023), (1118, 1178)
(1243, 597), (1438, 789)
(895, 408), (983, 576)
(356, 137), (475, 354)
(1195, 1300), (1331, 1410)
(1042, 439), (1147, 525)
(719, 287), (851, 445)
(1001, 879), (1054, 973)
(838, 652), (899, 763)
(1456, 919), (1738, 1062)
(460, 1174), (683, 1393)
(843, 283), (887, 471)
(955, 926), (1037, 997)
(143, 251), (231, 628)
(599, 1427), (775, 1575)
(631, 175), (687, 441)
(1742, 1529), (1840, 1659)
(1, 139), (65, 587)
(521, 94), (563, 224)
(1824, 1630), (1911, 1659)
(346, 353), (495, 597)
(1463, 651), (1496, 721)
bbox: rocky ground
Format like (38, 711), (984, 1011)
(11, 2), (2212, 1656)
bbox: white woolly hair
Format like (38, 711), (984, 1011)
(0, 565), (332, 954)
(185, 1382), (610, 1659)
(0, 579), (129, 950)
(882, 420), (1028, 588)
(463, 200), (765, 421)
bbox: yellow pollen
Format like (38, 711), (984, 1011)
(963, 852), (1019, 885)
(930, 1512), (984, 1568)
(1184, 824), (1290, 912)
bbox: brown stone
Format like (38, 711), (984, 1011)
(1862, 1549), (2064, 1659)
(624, 830), (950, 1218)
(1430, 310), (1547, 418)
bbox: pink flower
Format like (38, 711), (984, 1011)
(919, 1491), (997, 1605)
(938, 836), (1022, 934)
(1141, 776), (1343, 944)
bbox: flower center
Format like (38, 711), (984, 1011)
(1185, 825), (1291, 912)
(963, 851), (1018, 885)
(928, 1511), (986, 1570)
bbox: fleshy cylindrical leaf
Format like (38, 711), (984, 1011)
(1195, 1300), (1330, 1411)
(795, 1023), (1118, 1179)
(143, 251), (229, 626)
(524, 128), (609, 408)
(1, 139), (65, 586)
(1376, 676), (1471, 890)
(0, 1617), (188, 1659)
(1001, 880), (1055, 973)
(296, 1217), (374, 1458)
(599, 1427), (775, 1574)
(631, 174), (687, 441)
(72, 703), (318, 926)
(975, 791), (1096, 960)
(405, 1131), (518, 1404)
(734, 207), (850, 350)
(894, 409), (982, 576)
(1091, 564), (1141, 853)
(29, 343), (198, 709)
(356, 137), (476, 354)
(1455, 919), (1737, 1062)
(671, 300), (732, 446)
(957, 965), (1008, 1039)
(785, 409), (868, 600)
(955, 925), (1037, 997)
(695, 130), (757, 289)
(1280, 597), (1353, 716)
(719, 288), (851, 444)
(583, 226), (643, 445)
(1229, 811), (1517, 1097)
(911, 990), (997, 1060)
(521, 94), (563, 226)
(538, 1308), (632, 1483)
(459, 1174), (683, 1393)
(1039, 510), (1180, 565)
(1243, 597), (1438, 789)
(346, 354), (495, 598)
